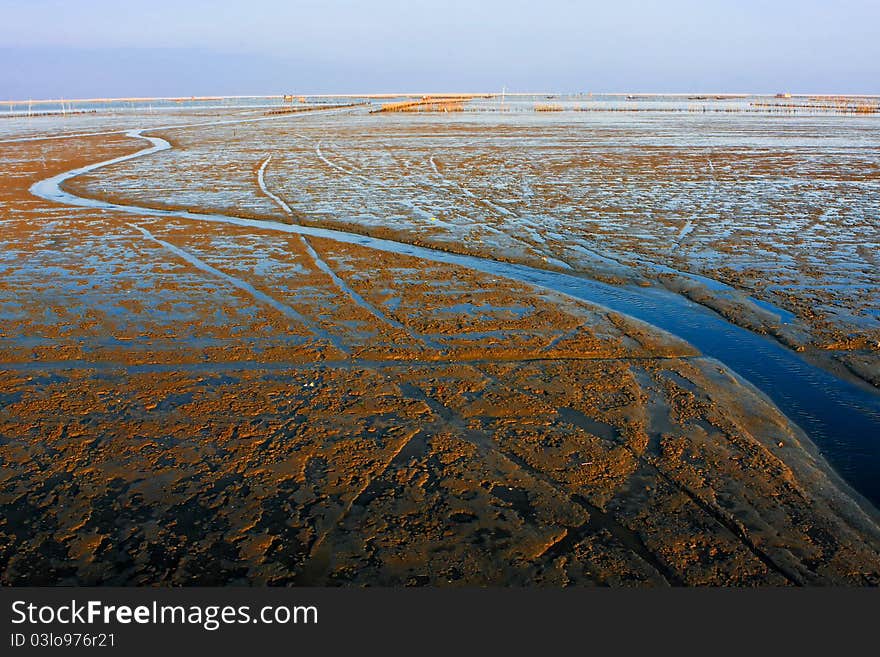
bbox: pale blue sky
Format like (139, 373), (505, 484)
(1, 0), (878, 99)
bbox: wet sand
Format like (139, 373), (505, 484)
(68, 112), (877, 388)
(1, 115), (879, 586)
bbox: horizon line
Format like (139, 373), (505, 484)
(5, 92), (880, 104)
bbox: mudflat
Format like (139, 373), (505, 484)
(1, 103), (879, 585)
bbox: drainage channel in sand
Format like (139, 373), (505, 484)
(28, 127), (880, 509)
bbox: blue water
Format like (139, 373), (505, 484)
(31, 128), (880, 511)
(349, 239), (880, 508)
(494, 264), (880, 507)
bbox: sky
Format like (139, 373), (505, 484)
(1, 0), (879, 99)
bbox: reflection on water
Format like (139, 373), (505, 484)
(25, 114), (880, 512)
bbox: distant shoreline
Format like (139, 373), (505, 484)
(5, 92), (880, 104)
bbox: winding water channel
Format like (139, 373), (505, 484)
(28, 128), (880, 510)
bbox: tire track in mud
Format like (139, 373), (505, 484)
(627, 366), (808, 585)
(314, 142), (380, 185)
(396, 380), (683, 586)
(313, 140), (448, 226)
(298, 426), (426, 585)
(302, 133), (561, 274)
(426, 152), (571, 265)
(317, 138), (544, 273)
(471, 361), (802, 584)
(26, 127), (880, 513)
(672, 157), (715, 251)
(257, 154), (443, 351)
(126, 222), (349, 354)
(17, 129), (862, 377)
(312, 136), (544, 259)
(0, 105), (361, 145)
(429, 155), (476, 197)
(468, 350), (844, 586)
